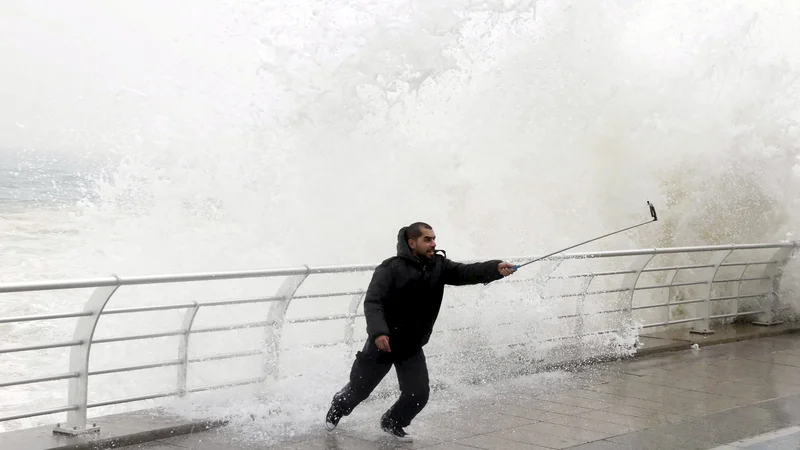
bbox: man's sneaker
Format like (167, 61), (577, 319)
(380, 415), (413, 441)
(325, 405), (343, 431)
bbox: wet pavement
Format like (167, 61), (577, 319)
(117, 332), (800, 450)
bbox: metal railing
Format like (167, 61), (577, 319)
(0, 242), (797, 435)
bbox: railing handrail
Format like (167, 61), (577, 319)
(502, 241), (798, 262)
(0, 241), (797, 435)
(1, 242), (796, 293)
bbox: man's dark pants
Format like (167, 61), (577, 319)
(331, 338), (430, 427)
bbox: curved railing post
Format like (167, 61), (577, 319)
(53, 276), (120, 436)
(754, 246), (796, 326)
(574, 275), (594, 361)
(536, 259), (563, 284)
(690, 249), (733, 335)
(617, 252), (656, 326)
(263, 267), (310, 379)
(344, 292), (366, 353)
(733, 263), (751, 318)
(177, 302), (201, 397)
(662, 268), (679, 327)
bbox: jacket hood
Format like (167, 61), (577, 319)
(396, 226), (445, 264)
(396, 227), (417, 261)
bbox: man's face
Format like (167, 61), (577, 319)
(409, 227), (436, 260)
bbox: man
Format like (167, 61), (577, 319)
(325, 222), (517, 440)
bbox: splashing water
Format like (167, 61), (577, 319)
(4, 0), (800, 274)
(2, 0), (800, 440)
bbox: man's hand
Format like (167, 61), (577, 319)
(375, 335), (391, 352)
(498, 262), (517, 277)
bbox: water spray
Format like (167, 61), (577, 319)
(504, 201), (658, 273)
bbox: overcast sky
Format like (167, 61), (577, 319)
(0, 1), (265, 155)
(3, 0), (799, 157)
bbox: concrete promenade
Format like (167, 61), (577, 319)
(4, 324), (800, 449)
(132, 329), (800, 450)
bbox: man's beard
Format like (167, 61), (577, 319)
(416, 249), (435, 262)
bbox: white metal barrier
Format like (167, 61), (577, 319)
(0, 242), (797, 435)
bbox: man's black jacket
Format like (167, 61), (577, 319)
(363, 227), (504, 358)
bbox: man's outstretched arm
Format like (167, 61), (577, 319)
(443, 258), (516, 285)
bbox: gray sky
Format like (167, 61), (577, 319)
(0, 0), (263, 154)
(3, 0), (799, 157)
